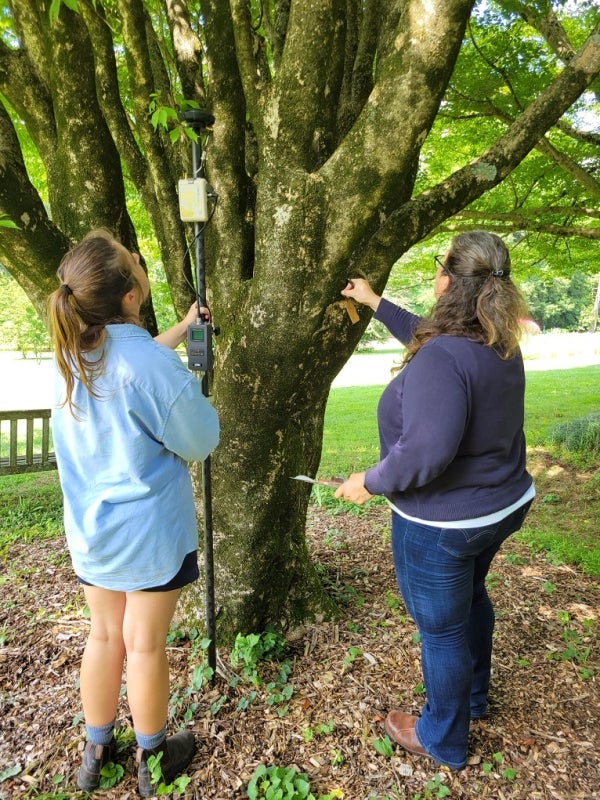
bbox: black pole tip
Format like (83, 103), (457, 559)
(179, 109), (215, 129)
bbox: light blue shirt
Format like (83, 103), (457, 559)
(52, 324), (220, 591)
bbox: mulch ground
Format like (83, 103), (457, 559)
(1, 474), (598, 799)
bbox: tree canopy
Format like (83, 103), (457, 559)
(1, 0), (599, 636)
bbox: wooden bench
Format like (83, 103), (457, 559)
(0, 409), (57, 475)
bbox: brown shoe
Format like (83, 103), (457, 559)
(76, 738), (116, 792)
(384, 711), (430, 759)
(137, 731), (196, 797)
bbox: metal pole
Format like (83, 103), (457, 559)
(184, 110), (217, 677)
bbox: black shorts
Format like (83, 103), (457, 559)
(77, 550), (199, 592)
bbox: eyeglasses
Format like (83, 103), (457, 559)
(434, 254), (447, 272)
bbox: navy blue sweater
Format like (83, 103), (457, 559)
(364, 299), (533, 522)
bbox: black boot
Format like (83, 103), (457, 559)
(137, 731), (196, 797)
(76, 739), (116, 792)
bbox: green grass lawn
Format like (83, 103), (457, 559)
(524, 366), (600, 445)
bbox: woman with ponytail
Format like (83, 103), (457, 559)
(47, 230), (219, 795)
(337, 231), (534, 770)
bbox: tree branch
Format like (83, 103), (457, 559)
(78, 1), (149, 191)
(336, 0), (382, 140)
(0, 100), (69, 309)
(437, 218), (600, 241)
(115, 0), (195, 310)
(0, 7), (57, 160)
(165, 0), (207, 101)
(200, 0), (257, 295)
(360, 24), (600, 282)
(515, 1), (576, 63)
(535, 135), (600, 196)
(270, 0), (347, 168)
(228, 0), (265, 125)
(322, 0), (474, 264)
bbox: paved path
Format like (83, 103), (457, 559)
(1, 335), (600, 410)
(0, 349), (401, 410)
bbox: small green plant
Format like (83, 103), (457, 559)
(237, 690), (258, 710)
(166, 626), (187, 645)
(246, 764), (344, 800)
(98, 761), (124, 789)
(146, 751), (191, 796)
(341, 646), (362, 674)
(413, 681), (426, 695)
(114, 727), (136, 753)
(547, 611), (595, 674)
(303, 720), (335, 741)
(266, 679), (294, 716)
(411, 773), (450, 799)
(541, 493), (561, 504)
(230, 630), (287, 686)
(423, 773), (450, 798)
(0, 764), (21, 782)
(210, 694), (228, 715)
(482, 751), (518, 781)
(246, 764), (311, 799)
(372, 735), (394, 758)
(168, 636), (215, 721)
(504, 552), (528, 565)
(315, 720), (335, 735)
(324, 528), (347, 550)
(485, 572), (502, 589)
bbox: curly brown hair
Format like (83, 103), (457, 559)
(403, 231), (529, 365)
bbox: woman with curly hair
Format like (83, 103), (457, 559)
(337, 231), (534, 770)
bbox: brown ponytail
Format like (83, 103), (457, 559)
(47, 230), (140, 413)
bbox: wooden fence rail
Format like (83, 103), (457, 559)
(0, 410), (57, 475)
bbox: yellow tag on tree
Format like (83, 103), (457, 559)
(344, 298), (360, 324)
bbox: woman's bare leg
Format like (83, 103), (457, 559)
(80, 586), (126, 726)
(123, 589), (180, 735)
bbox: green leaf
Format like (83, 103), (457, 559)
(373, 735), (394, 757)
(0, 764), (22, 782)
(98, 762), (124, 789)
(48, 0), (79, 24)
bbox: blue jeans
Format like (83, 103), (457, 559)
(390, 501), (532, 769)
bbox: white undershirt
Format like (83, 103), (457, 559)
(387, 482), (536, 529)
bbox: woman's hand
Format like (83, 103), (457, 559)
(341, 278), (381, 312)
(182, 301), (211, 326)
(154, 302), (211, 349)
(334, 472), (373, 505)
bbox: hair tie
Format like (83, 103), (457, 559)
(61, 283), (74, 295)
(491, 269), (507, 278)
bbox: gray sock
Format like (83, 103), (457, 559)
(85, 719), (115, 747)
(135, 725), (167, 751)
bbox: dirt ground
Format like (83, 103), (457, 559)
(1, 455), (598, 799)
